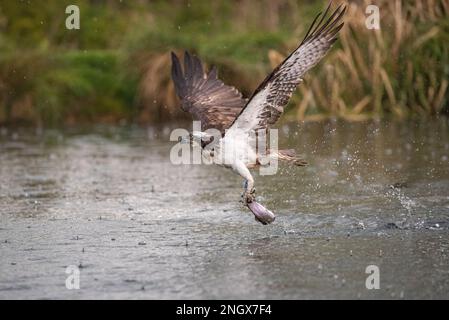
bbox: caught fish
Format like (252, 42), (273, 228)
(247, 201), (276, 225)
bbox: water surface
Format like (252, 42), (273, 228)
(1, 119), (448, 299)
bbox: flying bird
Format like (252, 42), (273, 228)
(171, 2), (346, 224)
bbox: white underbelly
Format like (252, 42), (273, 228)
(214, 134), (257, 167)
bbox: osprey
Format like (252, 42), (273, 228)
(171, 3), (346, 224)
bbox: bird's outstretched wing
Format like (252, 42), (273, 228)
(171, 51), (247, 135)
(227, 3), (346, 135)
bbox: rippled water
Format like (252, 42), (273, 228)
(1, 119), (449, 299)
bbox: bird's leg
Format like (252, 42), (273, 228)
(241, 180), (256, 203)
(233, 160), (255, 204)
(242, 180), (256, 194)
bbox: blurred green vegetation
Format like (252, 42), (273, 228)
(0, 0), (448, 126)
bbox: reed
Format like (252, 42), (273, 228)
(275, 0), (449, 121)
(138, 0), (449, 122)
(0, 0), (447, 126)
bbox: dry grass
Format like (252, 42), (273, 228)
(268, 0), (449, 121)
(140, 0), (449, 123)
(1, 0), (447, 125)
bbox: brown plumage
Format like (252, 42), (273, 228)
(171, 51), (247, 136)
